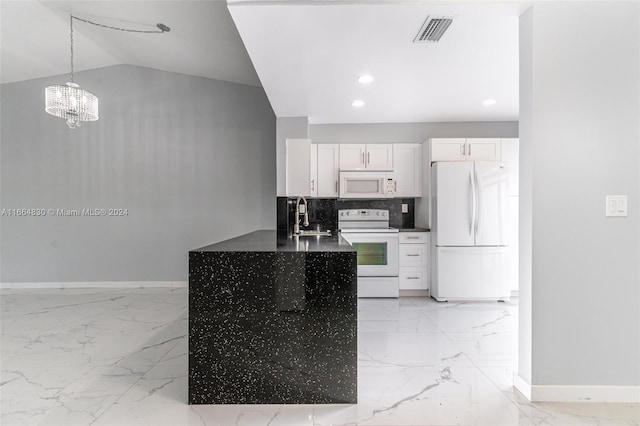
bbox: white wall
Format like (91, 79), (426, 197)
(0, 65), (276, 283)
(519, 1), (639, 395)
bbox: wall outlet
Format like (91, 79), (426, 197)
(402, 203), (408, 213)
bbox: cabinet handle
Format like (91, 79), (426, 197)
(469, 144), (472, 156)
(394, 181), (397, 191)
(335, 180), (338, 193)
(407, 254), (420, 257)
(406, 236), (420, 239)
(462, 144), (466, 156)
(367, 152), (371, 164)
(362, 152), (365, 164)
(407, 277), (420, 280)
(310, 179), (315, 191)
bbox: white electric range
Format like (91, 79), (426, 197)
(338, 209), (399, 298)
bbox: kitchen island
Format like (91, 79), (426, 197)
(188, 230), (357, 404)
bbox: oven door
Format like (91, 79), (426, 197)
(340, 232), (399, 277)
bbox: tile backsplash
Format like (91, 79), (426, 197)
(277, 197), (415, 235)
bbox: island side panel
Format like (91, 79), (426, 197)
(189, 250), (357, 404)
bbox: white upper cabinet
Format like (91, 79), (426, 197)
(339, 144), (366, 170)
(310, 144), (318, 197)
(340, 144), (393, 171)
(430, 138), (467, 162)
(389, 143), (422, 197)
(466, 138), (502, 161)
(315, 144), (340, 197)
(285, 138), (311, 196)
(365, 144), (394, 170)
(430, 138), (501, 162)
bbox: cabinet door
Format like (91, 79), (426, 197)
(501, 138), (519, 196)
(310, 144), (318, 197)
(399, 267), (427, 290)
(365, 144), (393, 170)
(466, 138), (501, 161)
(316, 144), (339, 197)
(285, 138), (311, 196)
(430, 138), (467, 162)
(389, 144), (422, 197)
(339, 144), (366, 170)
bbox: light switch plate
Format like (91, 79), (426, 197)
(605, 195), (628, 217)
(402, 203), (408, 213)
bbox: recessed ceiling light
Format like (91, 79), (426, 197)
(352, 100), (365, 107)
(483, 98), (497, 106)
(358, 74), (374, 84)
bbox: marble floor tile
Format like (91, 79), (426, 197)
(313, 366), (534, 426)
(358, 332), (474, 368)
(1, 366), (146, 426)
(421, 307), (518, 334)
(2, 288), (639, 426)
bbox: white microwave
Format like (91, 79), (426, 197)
(339, 172), (395, 198)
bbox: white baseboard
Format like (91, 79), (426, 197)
(0, 281), (188, 289)
(513, 374), (639, 402)
(531, 385), (640, 403)
(513, 373), (532, 400)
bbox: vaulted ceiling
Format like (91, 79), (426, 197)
(0, 1), (260, 86)
(2, 1), (527, 124)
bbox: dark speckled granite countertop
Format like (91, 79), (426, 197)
(192, 230), (355, 253)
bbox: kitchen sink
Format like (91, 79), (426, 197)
(294, 230), (332, 237)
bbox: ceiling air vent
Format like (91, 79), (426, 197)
(414, 16), (454, 43)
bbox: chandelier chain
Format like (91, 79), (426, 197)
(71, 15), (169, 34)
(70, 15), (74, 83)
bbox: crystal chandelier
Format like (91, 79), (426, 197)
(45, 15), (170, 129)
(45, 16), (98, 129)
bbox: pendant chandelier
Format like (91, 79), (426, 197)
(45, 14), (170, 129)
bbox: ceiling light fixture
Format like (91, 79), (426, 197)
(352, 100), (365, 107)
(45, 14), (170, 129)
(482, 98), (497, 106)
(358, 74), (374, 84)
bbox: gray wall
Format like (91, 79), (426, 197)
(518, 6), (534, 386)
(309, 121), (518, 143)
(276, 122), (518, 197)
(0, 64), (276, 283)
(520, 1), (639, 388)
(308, 121), (519, 229)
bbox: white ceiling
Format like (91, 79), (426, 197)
(228, 1), (527, 123)
(0, 0), (261, 86)
(2, 1), (527, 124)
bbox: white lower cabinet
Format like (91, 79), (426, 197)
(398, 232), (429, 292)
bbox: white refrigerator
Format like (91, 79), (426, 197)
(430, 161), (510, 301)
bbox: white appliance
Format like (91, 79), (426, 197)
(431, 161), (510, 302)
(338, 209), (399, 298)
(339, 172), (395, 199)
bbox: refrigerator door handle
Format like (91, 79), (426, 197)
(474, 169), (480, 237)
(470, 171), (476, 236)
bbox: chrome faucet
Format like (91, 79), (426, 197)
(293, 197), (309, 234)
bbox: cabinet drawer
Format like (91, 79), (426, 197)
(399, 233), (427, 244)
(399, 268), (426, 290)
(399, 244), (426, 266)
